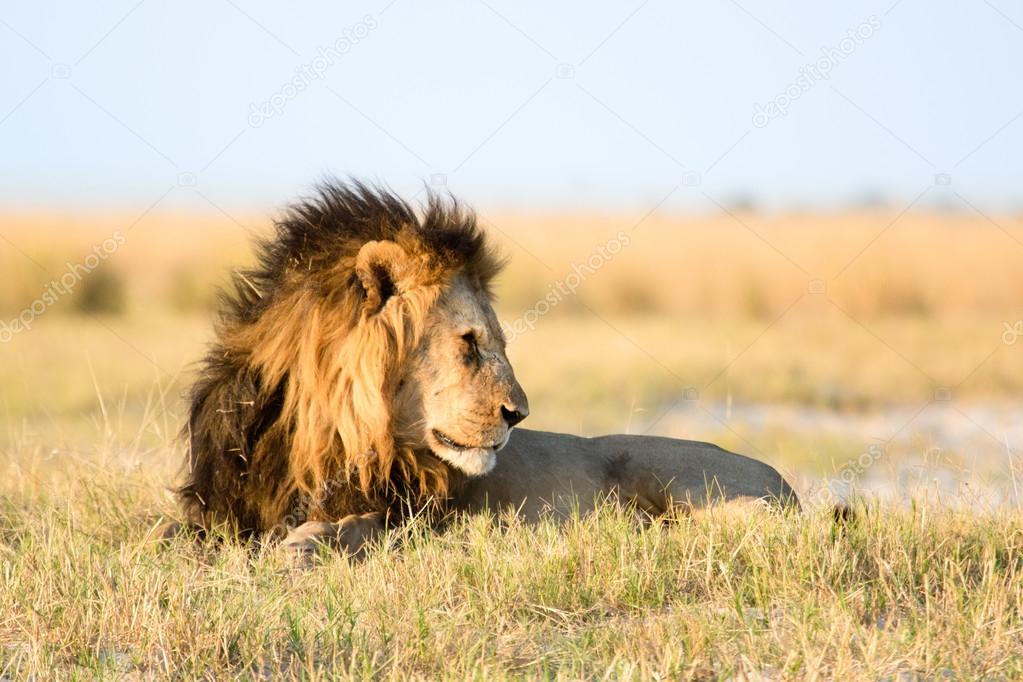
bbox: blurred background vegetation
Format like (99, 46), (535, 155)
(3, 208), (1022, 502)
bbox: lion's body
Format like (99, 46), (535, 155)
(175, 181), (798, 555)
(456, 429), (798, 519)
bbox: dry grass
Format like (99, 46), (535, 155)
(2, 437), (1022, 679)
(3, 209), (1023, 678)
(2, 209), (1022, 428)
(3, 209), (1023, 318)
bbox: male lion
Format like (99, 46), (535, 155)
(176, 181), (797, 557)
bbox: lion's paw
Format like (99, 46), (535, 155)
(281, 513), (385, 566)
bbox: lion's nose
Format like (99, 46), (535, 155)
(500, 405), (528, 428)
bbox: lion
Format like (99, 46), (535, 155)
(175, 180), (798, 558)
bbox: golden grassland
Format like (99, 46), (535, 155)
(4, 209), (1023, 319)
(2, 209), (1022, 421)
(2, 210), (1023, 678)
(3, 442), (1023, 679)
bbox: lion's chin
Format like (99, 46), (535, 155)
(433, 446), (497, 477)
(429, 428), (510, 477)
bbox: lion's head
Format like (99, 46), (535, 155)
(185, 182), (528, 529)
(357, 238), (529, 478)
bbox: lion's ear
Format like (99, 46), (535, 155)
(355, 240), (419, 314)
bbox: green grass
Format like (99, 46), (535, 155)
(2, 444), (1021, 679)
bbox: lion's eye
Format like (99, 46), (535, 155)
(460, 332), (481, 364)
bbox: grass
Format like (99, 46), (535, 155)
(2, 443), (1021, 679)
(3, 209), (1023, 319)
(2, 209), (1022, 431)
(2, 209), (1023, 678)
(2, 311), (1021, 444)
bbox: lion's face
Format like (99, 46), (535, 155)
(394, 275), (529, 476)
(353, 238), (528, 478)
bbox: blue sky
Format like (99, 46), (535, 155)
(1, 0), (1021, 212)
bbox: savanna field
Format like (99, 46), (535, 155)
(3, 209), (1023, 679)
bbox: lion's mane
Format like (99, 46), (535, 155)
(179, 181), (503, 537)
